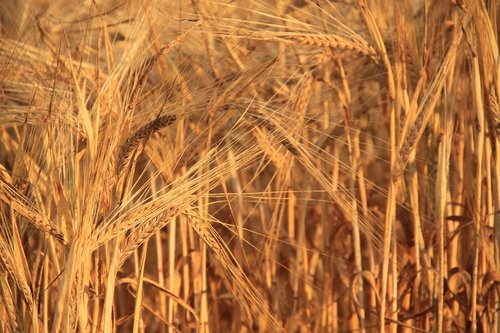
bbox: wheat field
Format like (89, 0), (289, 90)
(0, 0), (499, 332)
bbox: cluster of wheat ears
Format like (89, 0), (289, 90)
(0, 0), (499, 332)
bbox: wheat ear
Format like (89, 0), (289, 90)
(115, 114), (177, 201)
(285, 34), (379, 63)
(0, 176), (67, 244)
(117, 115), (177, 175)
(0, 236), (34, 314)
(128, 21), (201, 110)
